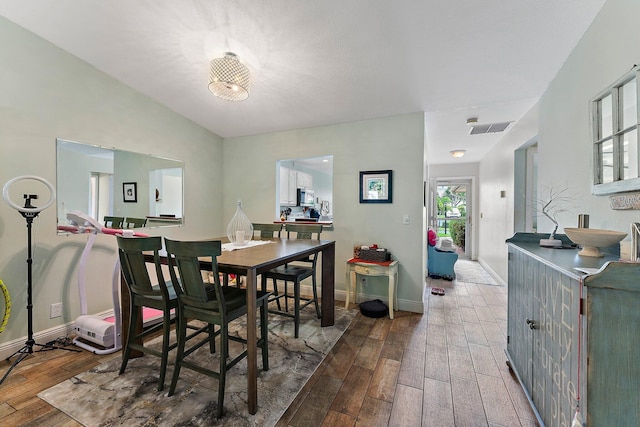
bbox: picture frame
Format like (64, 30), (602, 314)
(359, 170), (393, 203)
(123, 182), (137, 203)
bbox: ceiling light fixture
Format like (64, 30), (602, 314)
(466, 117), (478, 126)
(208, 52), (251, 101)
(450, 150), (466, 158)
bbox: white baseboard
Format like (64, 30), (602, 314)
(0, 323), (75, 361)
(308, 285), (424, 314)
(477, 258), (506, 286)
(0, 309), (115, 361)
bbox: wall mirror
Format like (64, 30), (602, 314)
(56, 138), (184, 233)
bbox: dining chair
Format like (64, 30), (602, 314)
(124, 217), (147, 228)
(252, 223), (283, 238)
(261, 223), (322, 338)
(104, 216), (124, 229)
(164, 238), (270, 419)
(116, 235), (211, 391)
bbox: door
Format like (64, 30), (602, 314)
(431, 179), (472, 258)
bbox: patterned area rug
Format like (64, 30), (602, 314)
(454, 259), (498, 285)
(38, 306), (356, 426)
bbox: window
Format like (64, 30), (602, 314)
(592, 65), (640, 195)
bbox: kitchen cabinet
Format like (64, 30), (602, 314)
(279, 167), (298, 206)
(296, 171), (313, 189)
(506, 233), (640, 426)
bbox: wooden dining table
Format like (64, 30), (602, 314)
(122, 237), (336, 415)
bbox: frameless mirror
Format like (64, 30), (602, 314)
(56, 138), (184, 233)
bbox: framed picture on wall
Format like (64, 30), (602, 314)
(359, 170), (393, 203)
(123, 182), (137, 203)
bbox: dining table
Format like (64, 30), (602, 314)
(122, 236), (336, 415)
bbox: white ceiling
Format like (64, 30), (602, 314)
(0, 0), (607, 164)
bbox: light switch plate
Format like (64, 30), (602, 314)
(402, 214), (410, 225)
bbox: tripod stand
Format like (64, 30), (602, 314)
(0, 180), (80, 386)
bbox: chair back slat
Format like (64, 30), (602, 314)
(252, 223), (283, 238)
(117, 235), (167, 297)
(164, 238), (223, 308)
(105, 216), (124, 229)
(285, 223), (322, 240)
(125, 217), (147, 228)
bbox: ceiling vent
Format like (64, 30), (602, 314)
(469, 121), (512, 135)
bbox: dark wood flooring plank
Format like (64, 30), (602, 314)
(354, 337), (385, 371)
(320, 409), (356, 427)
(330, 365), (373, 417)
(367, 358), (400, 402)
(355, 396), (392, 427)
(288, 375), (343, 427)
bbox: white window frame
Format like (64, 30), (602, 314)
(592, 65), (640, 195)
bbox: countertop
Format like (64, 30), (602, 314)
(506, 232), (621, 280)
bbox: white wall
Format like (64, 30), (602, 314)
(222, 114), (427, 312)
(477, 0), (640, 281)
(0, 17), (223, 347)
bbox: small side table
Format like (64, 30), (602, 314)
(345, 259), (399, 319)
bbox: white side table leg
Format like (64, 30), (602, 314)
(388, 270), (395, 319)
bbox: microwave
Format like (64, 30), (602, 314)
(297, 189), (315, 207)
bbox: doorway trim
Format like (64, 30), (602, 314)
(430, 176), (476, 260)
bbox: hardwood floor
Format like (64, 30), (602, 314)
(277, 275), (539, 427)
(0, 263), (538, 426)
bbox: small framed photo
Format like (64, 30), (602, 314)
(359, 170), (393, 203)
(123, 182), (137, 203)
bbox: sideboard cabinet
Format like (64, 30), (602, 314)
(506, 233), (640, 426)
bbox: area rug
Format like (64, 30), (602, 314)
(454, 259), (498, 285)
(38, 306), (356, 427)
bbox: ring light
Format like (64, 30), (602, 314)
(2, 175), (56, 213)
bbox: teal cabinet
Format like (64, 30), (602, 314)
(506, 233), (640, 426)
(506, 238), (581, 427)
(584, 262), (640, 426)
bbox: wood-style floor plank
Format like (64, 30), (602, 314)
(1, 261), (540, 427)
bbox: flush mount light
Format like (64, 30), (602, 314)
(450, 150), (466, 158)
(209, 52), (251, 101)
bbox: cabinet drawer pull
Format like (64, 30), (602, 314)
(525, 318), (536, 330)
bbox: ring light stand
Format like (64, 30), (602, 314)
(0, 176), (79, 386)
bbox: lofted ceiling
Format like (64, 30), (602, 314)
(0, 1), (607, 164)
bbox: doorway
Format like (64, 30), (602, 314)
(431, 179), (472, 259)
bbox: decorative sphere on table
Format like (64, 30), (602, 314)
(226, 201), (253, 246)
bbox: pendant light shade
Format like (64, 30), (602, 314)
(209, 52), (251, 101)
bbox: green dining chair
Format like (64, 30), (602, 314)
(164, 238), (271, 419)
(124, 217), (147, 228)
(252, 223), (283, 238)
(261, 223), (322, 338)
(116, 235), (211, 391)
(104, 216), (124, 229)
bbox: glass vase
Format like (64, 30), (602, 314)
(226, 201), (253, 246)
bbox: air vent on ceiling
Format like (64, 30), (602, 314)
(469, 121), (512, 135)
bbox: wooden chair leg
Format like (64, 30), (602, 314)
(312, 274), (321, 319)
(168, 313), (187, 397)
(119, 304), (137, 375)
(260, 300), (269, 371)
(217, 323), (228, 419)
(158, 307), (172, 391)
(294, 281), (300, 338)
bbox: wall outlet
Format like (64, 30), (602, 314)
(50, 302), (62, 318)
(402, 214), (410, 225)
